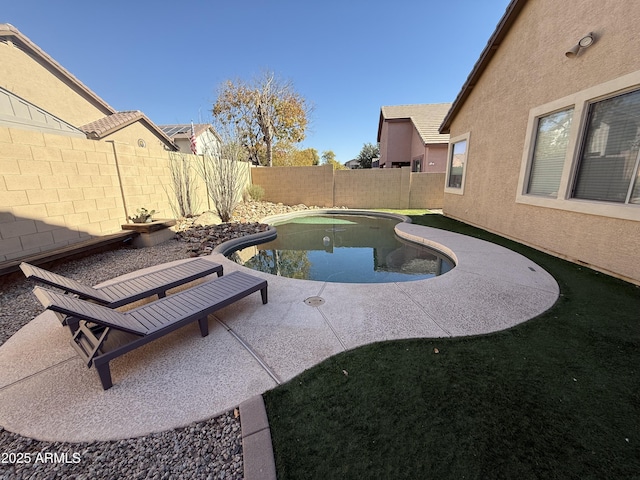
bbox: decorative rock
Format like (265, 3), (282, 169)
(193, 211), (222, 226)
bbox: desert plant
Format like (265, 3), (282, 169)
(245, 184), (265, 202)
(195, 138), (250, 222)
(127, 208), (156, 223)
(165, 152), (200, 217)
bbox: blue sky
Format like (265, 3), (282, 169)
(3, 0), (511, 162)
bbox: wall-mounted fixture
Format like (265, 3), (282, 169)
(565, 32), (596, 58)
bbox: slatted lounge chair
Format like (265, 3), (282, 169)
(32, 270), (268, 390)
(20, 259), (223, 332)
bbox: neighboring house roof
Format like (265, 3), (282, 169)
(439, 0), (526, 134)
(79, 111), (177, 149)
(378, 103), (452, 145)
(344, 159), (360, 169)
(0, 23), (116, 116)
(160, 123), (221, 142)
(0, 86), (86, 137)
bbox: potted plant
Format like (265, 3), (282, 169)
(127, 208), (156, 224)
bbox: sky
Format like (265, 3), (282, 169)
(3, 0), (511, 163)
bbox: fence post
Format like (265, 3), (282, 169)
(107, 140), (130, 222)
(401, 167), (411, 209)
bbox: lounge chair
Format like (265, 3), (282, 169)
(20, 259), (223, 332)
(32, 270), (268, 389)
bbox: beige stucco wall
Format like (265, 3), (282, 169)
(0, 39), (111, 126)
(102, 122), (173, 151)
(379, 120), (413, 168)
(251, 164), (443, 209)
(380, 118), (447, 173)
(443, 0), (640, 284)
(424, 144), (447, 173)
(0, 127), (221, 262)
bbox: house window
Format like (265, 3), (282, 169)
(527, 108), (574, 197)
(445, 133), (469, 194)
(516, 70), (640, 222)
(572, 89), (640, 204)
(412, 156), (423, 172)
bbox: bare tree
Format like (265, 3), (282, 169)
(213, 70), (310, 167)
(165, 152), (200, 217)
(196, 135), (249, 222)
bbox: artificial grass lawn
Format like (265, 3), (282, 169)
(263, 214), (640, 479)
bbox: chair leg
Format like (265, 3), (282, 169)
(96, 362), (113, 390)
(198, 317), (209, 337)
(261, 286), (268, 304)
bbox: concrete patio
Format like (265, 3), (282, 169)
(0, 223), (559, 443)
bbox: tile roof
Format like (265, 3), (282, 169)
(79, 111), (177, 149)
(80, 111), (144, 137)
(379, 103), (452, 145)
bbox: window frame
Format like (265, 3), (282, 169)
(516, 70), (640, 222)
(445, 132), (470, 195)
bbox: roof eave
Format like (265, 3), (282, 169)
(439, 0), (527, 134)
(0, 23), (117, 116)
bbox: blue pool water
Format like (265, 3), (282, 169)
(228, 214), (454, 283)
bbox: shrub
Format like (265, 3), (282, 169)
(246, 184), (265, 202)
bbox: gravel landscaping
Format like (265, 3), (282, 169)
(0, 201), (318, 479)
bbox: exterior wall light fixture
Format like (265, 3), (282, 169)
(566, 32), (596, 58)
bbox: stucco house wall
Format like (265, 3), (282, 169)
(0, 26), (112, 126)
(378, 104), (451, 172)
(0, 24), (175, 153)
(102, 121), (174, 152)
(380, 120), (413, 168)
(424, 145), (448, 173)
(441, 0), (640, 284)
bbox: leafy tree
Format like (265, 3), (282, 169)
(355, 143), (380, 169)
(322, 150), (347, 170)
(272, 144), (319, 166)
(212, 71), (311, 167)
(293, 147), (320, 166)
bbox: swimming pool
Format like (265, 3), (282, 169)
(227, 213), (454, 283)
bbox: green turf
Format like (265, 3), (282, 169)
(263, 214), (640, 479)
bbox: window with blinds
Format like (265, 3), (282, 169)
(573, 89), (640, 204)
(527, 108), (574, 197)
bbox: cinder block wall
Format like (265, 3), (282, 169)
(251, 164), (334, 206)
(334, 168), (403, 208)
(253, 165), (444, 209)
(409, 173), (445, 209)
(0, 127), (219, 262)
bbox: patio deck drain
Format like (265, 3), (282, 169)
(304, 296), (325, 307)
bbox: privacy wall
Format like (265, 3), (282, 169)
(251, 164), (444, 209)
(0, 127), (242, 262)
